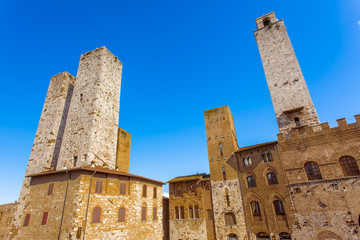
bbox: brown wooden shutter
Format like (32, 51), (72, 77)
(120, 183), (126, 195)
(95, 180), (103, 193)
(41, 212), (48, 225)
(92, 207), (101, 223)
(153, 187), (157, 198)
(48, 183), (54, 195)
(153, 207), (157, 220)
(118, 208), (125, 222)
(141, 207), (146, 221)
(143, 185), (147, 197)
(23, 214), (30, 226)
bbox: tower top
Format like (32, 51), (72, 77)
(255, 12), (278, 30)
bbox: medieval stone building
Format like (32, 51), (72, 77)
(168, 12), (360, 240)
(0, 47), (164, 240)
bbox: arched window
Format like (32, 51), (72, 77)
(219, 143), (223, 156)
(180, 206), (185, 219)
(95, 180), (103, 193)
(141, 204), (147, 221)
(262, 152), (273, 162)
(304, 162), (322, 180)
(23, 214), (30, 226)
(175, 206), (180, 219)
(153, 207), (157, 220)
(92, 207), (101, 223)
(227, 234), (238, 240)
(189, 206), (194, 218)
(222, 167), (226, 180)
(118, 207), (125, 222)
(247, 176), (257, 188)
(120, 182), (126, 195)
(273, 200), (285, 215)
(224, 212), (236, 225)
(251, 201), (261, 216)
(339, 156), (360, 176)
(194, 205), (199, 218)
(263, 17), (271, 27)
(267, 172), (278, 185)
(142, 185), (147, 197)
(153, 187), (157, 198)
(243, 158), (249, 166)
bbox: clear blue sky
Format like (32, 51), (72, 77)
(0, 0), (359, 204)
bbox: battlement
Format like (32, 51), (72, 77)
(277, 114), (360, 142)
(204, 105), (230, 116)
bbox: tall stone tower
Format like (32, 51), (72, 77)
(204, 106), (247, 240)
(57, 47), (122, 169)
(254, 12), (320, 134)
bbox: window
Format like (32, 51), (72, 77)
(273, 200), (285, 215)
(227, 234), (238, 240)
(243, 157), (252, 167)
(41, 212), (49, 225)
(263, 17), (271, 27)
(267, 172), (278, 185)
(141, 206), (147, 221)
(219, 143), (223, 156)
(339, 156), (360, 176)
(153, 187), (157, 198)
(294, 117), (301, 127)
(262, 152), (273, 162)
(175, 206), (180, 219)
(194, 205), (199, 218)
(47, 183), (54, 195)
(189, 206), (194, 218)
(251, 201), (261, 216)
(95, 180), (103, 193)
(92, 207), (101, 223)
(176, 184), (182, 195)
(247, 176), (257, 188)
(153, 207), (157, 220)
(222, 167), (226, 181)
(225, 188), (230, 206)
(23, 214), (30, 226)
(73, 156), (78, 167)
(304, 162), (322, 180)
(224, 212), (236, 225)
(120, 182), (126, 195)
(118, 207), (125, 222)
(180, 206), (185, 219)
(143, 185), (147, 197)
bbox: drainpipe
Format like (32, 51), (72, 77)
(58, 171), (71, 240)
(82, 171), (96, 240)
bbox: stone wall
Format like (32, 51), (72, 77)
(57, 47), (122, 170)
(254, 12), (319, 134)
(116, 128), (131, 173)
(170, 219), (207, 240)
(0, 203), (17, 239)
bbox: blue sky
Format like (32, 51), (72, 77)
(0, 0), (359, 204)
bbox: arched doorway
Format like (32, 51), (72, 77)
(227, 233), (238, 240)
(316, 230), (343, 240)
(279, 232), (292, 240)
(256, 232), (270, 240)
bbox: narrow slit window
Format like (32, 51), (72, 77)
(118, 207), (125, 222)
(222, 167), (226, 180)
(41, 212), (49, 225)
(294, 117), (301, 127)
(219, 143), (223, 156)
(95, 180), (103, 193)
(23, 214), (30, 226)
(47, 183), (54, 196)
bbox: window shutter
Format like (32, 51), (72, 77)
(41, 212), (49, 225)
(23, 214), (30, 226)
(48, 183), (54, 195)
(92, 207), (101, 223)
(141, 207), (146, 220)
(119, 208), (125, 222)
(120, 183), (126, 195)
(95, 180), (103, 193)
(153, 207), (157, 220)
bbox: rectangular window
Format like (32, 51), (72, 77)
(41, 212), (49, 225)
(153, 207), (157, 220)
(141, 207), (146, 221)
(95, 180), (103, 193)
(47, 183), (54, 196)
(120, 182), (126, 195)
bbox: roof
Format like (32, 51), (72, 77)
(167, 173), (210, 183)
(27, 165), (165, 185)
(235, 141), (278, 152)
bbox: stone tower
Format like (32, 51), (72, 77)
(254, 12), (320, 134)
(204, 106), (247, 239)
(57, 47), (122, 170)
(115, 128), (131, 172)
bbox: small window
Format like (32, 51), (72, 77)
(247, 176), (257, 188)
(189, 206), (194, 219)
(153, 187), (157, 198)
(153, 207), (157, 220)
(92, 207), (101, 223)
(73, 156), (78, 167)
(175, 206), (180, 219)
(222, 167), (226, 181)
(194, 205), (199, 218)
(251, 201), (261, 217)
(95, 180), (103, 193)
(118, 207), (125, 222)
(141, 206), (146, 221)
(267, 172), (278, 185)
(120, 182), (126, 195)
(262, 152), (273, 162)
(263, 17), (271, 27)
(23, 214), (30, 226)
(47, 183), (54, 196)
(339, 156), (360, 177)
(294, 117), (301, 127)
(304, 162), (322, 180)
(143, 185), (147, 197)
(41, 212), (49, 225)
(273, 200), (285, 215)
(224, 212), (236, 225)
(219, 143), (223, 156)
(180, 206), (185, 219)
(243, 157), (252, 167)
